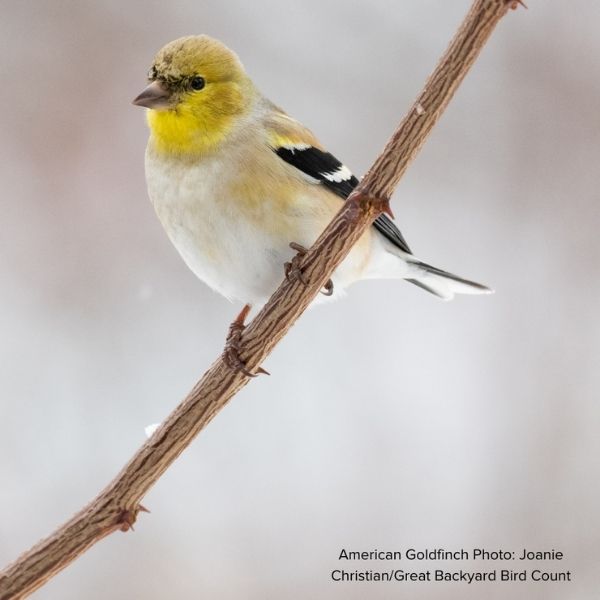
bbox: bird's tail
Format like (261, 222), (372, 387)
(405, 259), (493, 301)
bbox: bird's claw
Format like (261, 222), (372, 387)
(284, 242), (309, 285)
(321, 279), (334, 296)
(284, 242), (334, 296)
(223, 304), (269, 377)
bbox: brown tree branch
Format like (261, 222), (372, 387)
(0, 1), (518, 597)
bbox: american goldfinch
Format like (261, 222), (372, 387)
(133, 35), (491, 306)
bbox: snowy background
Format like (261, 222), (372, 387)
(1, 1), (599, 598)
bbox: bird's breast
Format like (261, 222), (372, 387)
(145, 147), (316, 302)
(144, 144), (374, 304)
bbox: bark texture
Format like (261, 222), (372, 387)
(0, 1), (517, 597)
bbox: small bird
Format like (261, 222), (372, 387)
(133, 35), (491, 308)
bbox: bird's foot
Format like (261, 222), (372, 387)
(321, 278), (334, 296)
(284, 242), (334, 296)
(223, 304), (269, 377)
(284, 242), (309, 285)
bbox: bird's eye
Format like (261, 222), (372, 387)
(190, 76), (205, 91)
(147, 66), (157, 81)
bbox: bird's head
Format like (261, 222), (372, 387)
(133, 35), (253, 155)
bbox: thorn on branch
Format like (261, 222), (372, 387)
(381, 199), (395, 220)
(348, 191), (395, 223)
(117, 504), (149, 532)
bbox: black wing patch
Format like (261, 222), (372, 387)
(275, 146), (412, 255)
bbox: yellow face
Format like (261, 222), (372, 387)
(135, 36), (252, 156)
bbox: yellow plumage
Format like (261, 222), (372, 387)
(147, 102), (236, 156)
(146, 35), (252, 156)
(134, 35), (492, 306)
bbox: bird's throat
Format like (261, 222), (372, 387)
(146, 107), (234, 156)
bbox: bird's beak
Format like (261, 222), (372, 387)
(132, 80), (172, 109)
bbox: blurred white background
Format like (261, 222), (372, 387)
(1, 1), (599, 598)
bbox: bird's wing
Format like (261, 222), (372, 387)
(266, 109), (412, 255)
